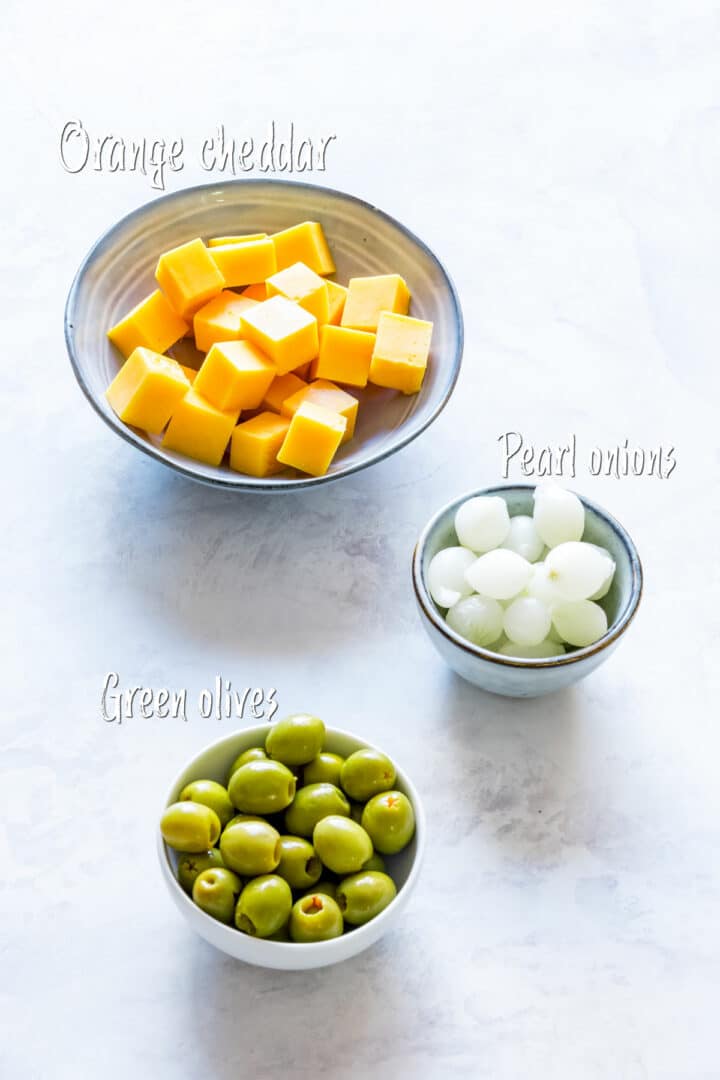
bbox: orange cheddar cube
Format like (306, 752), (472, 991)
(207, 233), (267, 247)
(266, 262), (330, 324)
(193, 291), (259, 352)
(107, 290), (189, 359)
(271, 221), (335, 275)
(281, 379), (358, 443)
(341, 274), (410, 332)
(179, 365), (197, 384)
(155, 238), (225, 319)
(294, 361), (312, 379)
(326, 280), (348, 325)
(208, 238), (277, 287)
(162, 387), (239, 465)
(277, 401), (347, 476)
(369, 312), (433, 394)
(230, 411), (291, 477)
(240, 296), (319, 375)
(106, 348), (191, 434)
(194, 340), (276, 412)
(262, 371), (308, 414)
(242, 283), (267, 301)
(312, 325), (375, 388)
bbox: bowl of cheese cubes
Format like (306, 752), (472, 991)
(65, 179), (463, 490)
(412, 483), (643, 697)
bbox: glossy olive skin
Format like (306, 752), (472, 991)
(161, 801), (221, 852)
(285, 783), (351, 837)
(235, 875), (292, 938)
(313, 815), (373, 874)
(177, 848), (225, 894)
(276, 835), (323, 889)
(180, 779), (234, 827)
(265, 714), (325, 766)
(219, 819), (281, 876)
(361, 791), (415, 854)
(266, 924), (291, 942)
(336, 871), (397, 925)
(361, 853), (386, 873)
(289, 893), (344, 942)
(227, 746), (267, 781)
(303, 752), (344, 787)
(225, 813), (264, 829)
(340, 749), (396, 802)
(228, 759), (296, 814)
(192, 867), (243, 924)
(300, 880), (337, 901)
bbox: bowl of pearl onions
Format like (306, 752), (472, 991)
(412, 483), (643, 697)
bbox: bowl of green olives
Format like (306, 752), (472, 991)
(158, 714), (425, 970)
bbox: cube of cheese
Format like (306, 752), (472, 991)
(277, 401), (347, 476)
(266, 262), (330, 325)
(311, 325), (375, 388)
(262, 371), (308, 414)
(341, 274), (410, 332)
(162, 387), (239, 465)
(230, 411), (291, 477)
(242, 283), (267, 301)
(179, 365), (197, 384)
(240, 297), (319, 374)
(155, 238), (225, 319)
(281, 379), (358, 443)
(207, 233), (268, 247)
(271, 221), (335, 275)
(193, 291), (259, 352)
(369, 312), (433, 394)
(326, 280), (348, 325)
(107, 290), (189, 359)
(208, 238), (277, 287)
(106, 348), (191, 434)
(194, 340), (276, 412)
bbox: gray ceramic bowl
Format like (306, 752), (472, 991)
(412, 484), (643, 697)
(65, 179), (463, 491)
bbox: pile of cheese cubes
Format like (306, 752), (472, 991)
(105, 222), (433, 477)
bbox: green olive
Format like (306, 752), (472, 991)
(228, 759), (296, 814)
(303, 752), (345, 787)
(161, 801), (221, 852)
(361, 853), (386, 873)
(265, 714), (325, 766)
(313, 815), (373, 875)
(361, 791), (415, 854)
(225, 813), (264, 829)
(289, 893), (344, 942)
(192, 867), (243, 924)
(340, 749), (396, 802)
(336, 871), (397, 925)
(179, 779), (234, 827)
(285, 783), (350, 837)
(176, 849), (225, 894)
(300, 880), (337, 902)
(219, 819), (281, 876)
(227, 746), (267, 782)
(275, 835), (323, 889)
(235, 875), (293, 938)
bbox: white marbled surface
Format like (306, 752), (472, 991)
(1, 2), (719, 1077)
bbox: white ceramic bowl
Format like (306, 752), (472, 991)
(158, 725), (425, 969)
(412, 484), (643, 698)
(66, 179), (463, 491)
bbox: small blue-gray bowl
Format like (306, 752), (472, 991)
(412, 484), (643, 698)
(64, 179), (463, 492)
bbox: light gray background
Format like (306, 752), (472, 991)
(2, 2), (719, 1078)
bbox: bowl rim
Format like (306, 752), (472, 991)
(64, 177), (464, 492)
(412, 482), (643, 669)
(157, 723), (426, 958)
